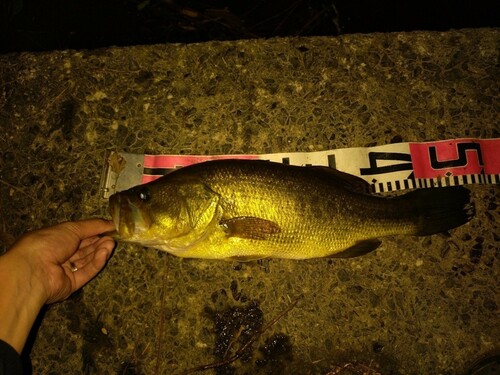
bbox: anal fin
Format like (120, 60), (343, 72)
(328, 239), (382, 258)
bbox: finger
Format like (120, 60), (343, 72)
(69, 236), (113, 263)
(79, 236), (101, 249)
(69, 237), (115, 268)
(72, 242), (114, 290)
(57, 219), (116, 242)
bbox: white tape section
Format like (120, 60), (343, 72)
(101, 138), (499, 198)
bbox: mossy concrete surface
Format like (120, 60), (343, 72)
(0, 28), (498, 374)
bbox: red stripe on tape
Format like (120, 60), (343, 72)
(410, 139), (500, 178)
(143, 154), (259, 169)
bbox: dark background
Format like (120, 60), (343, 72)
(1, 0), (499, 53)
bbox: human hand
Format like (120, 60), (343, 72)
(7, 219), (116, 304)
(0, 219), (116, 353)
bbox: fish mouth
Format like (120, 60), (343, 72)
(109, 194), (121, 233)
(108, 193), (152, 240)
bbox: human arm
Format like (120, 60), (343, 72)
(0, 219), (115, 354)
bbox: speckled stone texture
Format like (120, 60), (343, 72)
(0, 28), (498, 374)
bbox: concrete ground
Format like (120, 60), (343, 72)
(0, 28), (498, 374)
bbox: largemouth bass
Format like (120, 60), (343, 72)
(108, 159), (474, 260)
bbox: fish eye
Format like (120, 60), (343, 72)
(138, 187), (151, 202)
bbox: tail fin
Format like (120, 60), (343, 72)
(402, 187), (475, 236)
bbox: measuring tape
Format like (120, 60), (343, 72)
(101, 138), (499, 198)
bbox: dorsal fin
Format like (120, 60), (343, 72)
(310, 166), (371, 194)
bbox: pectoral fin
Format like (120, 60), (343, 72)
(220, 216), (281, 240)
(328, 239), (382, 258)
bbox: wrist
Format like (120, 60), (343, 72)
(0, 250), (47, 353)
